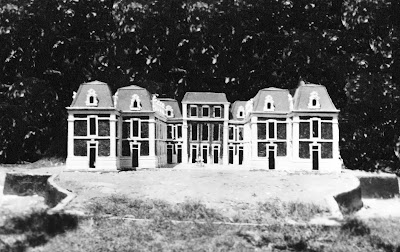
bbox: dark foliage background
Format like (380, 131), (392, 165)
(0, 0), (399, 172)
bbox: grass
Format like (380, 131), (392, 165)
(86, 195), (327, 224)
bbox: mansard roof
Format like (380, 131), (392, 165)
(116, 85), (153, 111)
(252, 87), (291, 113)
(159, 98), (182, 119)
(230, 101), (247, 120)
(70, 80), (114, 108)
(182, 92), (229, 104)
(292, 84), (339, 112)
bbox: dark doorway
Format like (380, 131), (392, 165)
(132, 144), (139, 168)
(312, 146), (319, 170)
(167, 146), (173, 164)
(213, 147), (219, 164)
(177, 147), (182, 163)
(268, 146), (275, 170)
(89, 143), (96, 168)
(191, 146), (197, 163)
(229, 147), (234, 164)
(202, 146), (208, 163)
(239, 147), (244, 165)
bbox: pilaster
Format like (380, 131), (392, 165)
(292, 116), (300, 160)
(332, 116), (339, 160)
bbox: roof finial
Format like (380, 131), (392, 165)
(299, 78), (305, 86)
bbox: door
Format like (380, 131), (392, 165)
(167, 145), (173, 164)
(191, 145), (198, 163)
(177, 146), (182, 163)
(312, 145), (319, 170)
(132, 144), (139, 168)
(213, 146), (219, 164)
(202, 146), (208, 163)
(229, 146), (234, 164)
(268, 145), (275, 170)
(238, 146), (244, 165)
(89, 143), (96, 168)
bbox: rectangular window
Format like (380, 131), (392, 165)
(177, 125), (182, 138)
(257, 123), (266, 140)
(122, 122), (130, 138)
(277, 142), (287, 156)
(268, 122), (275, 139)
(98, 140), (110, 156)
(202, 106), (209, 117)
(299, 142), (311, 159)
(212, 124), (218, 141)
(132, 120), (139, 137)
(214, 107), (221, 118)
(321, 142), (333, 158)
(190, 106), (198, 117)
(312, 120), (319, 138)
(122, 140), (130, 156)
(140, 141), (149, 156)
(89, 117), (97, 135)
(238, 127), (244, 141)
(141, 122), (149, 138)
(116, 120), (118, 137)
(277, 123), (286, 140)
(98, 120), (110, 136)
(321, 122), (333, 139)
(229, 126), (234, 140)
(192, 124), (198, 140)
(167, 125), (173, 139)
(257, 142), (266, 157)
(202, 124), (209, 140)
(74, 120), (87, 136)
(299, 122), (310, 139)
(74, 140), (87, 156)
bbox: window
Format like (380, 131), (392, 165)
(238, 127), (244, 141)
(321, 142), (333, 158)
(141, 122), (149, 138)
(98, 140), (110, 156)
(308, 91), (321, 109)
(214, 106), (221, 118)
(258, 142), (266, 157)
(132, 119), (139, 137)
(74, 120), (87, 136)
(268, 122), (275, 139)
(74, 140), (87, 156)
(89, 117), (97, 136)
(166, 105), (173, 117)
(191, 123), (198, 140)
(98, 120), (110, 136)
(264, 95), (275, 111)
(277, 142), (287, 156)
(321, 122), (333, 139)
(190, 106), (198, 117)
(140, 141), (149, 156)
(122, 140), (130, 156)
(299, 122), (310, 139)
(167, 125), (173, 139)
(299, 142), (311, 159)
(177, 125), (182, 138)
(202, 106), (209, 117)
(237, 106), (245, 118)
(85, 89), (98, 106)
(257, 123), (266, 140)
(202, 124), (208, 140)
(312, 120), (319, 138)
(229, 126), (234, 140)
(213, 124), (219, 141)
(130, 94), (141, 110)
(277, 123), (286, 139)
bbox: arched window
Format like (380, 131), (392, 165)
(264, 95), (275, 111)
(308, 91), (321, 109)
(166, 105), (173, 117)
(237, 106), (245, 118)
(85, 89), (98, 106)
(130, 94), (141, 110)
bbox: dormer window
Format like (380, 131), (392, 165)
(130, 94), (141, 110)
(202, 106), (209, 117)
(85, 89), (98, 106)
(308, 91), (321, 109)
(166, 105), (173, 117)
(237, 106), (245, 118)
(264, 95), (275, 111)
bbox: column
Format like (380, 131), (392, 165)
(332, 116), (339, 160)
(110, 114), (116, 158)
(67, 113), (74, 160)
(149, 116), (156, 156)
(222, 104), (229, 165)
(287, 117), (292, 160)
(292, 116), (300, 160)
(182, 103), (188, 163)
(251, 116), (258, 159)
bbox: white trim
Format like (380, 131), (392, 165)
(237, 106), (245, 118)
(166, 105), (174, 117)
(264, 95), (275, 112)
(308, 91), (321, 109)
(130, 94), (142, 110)
(85, 89), (99, 107)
